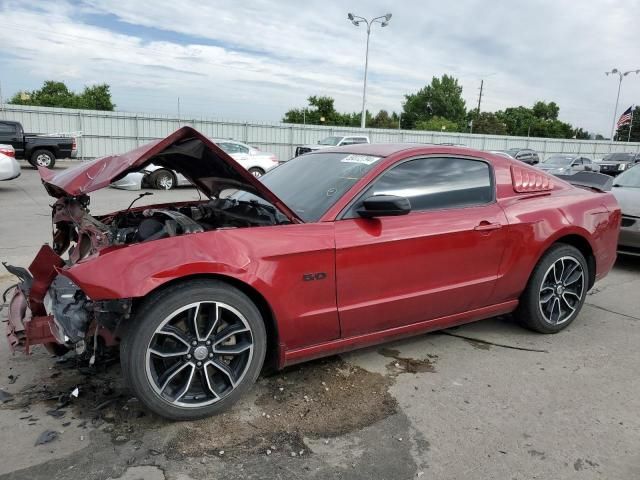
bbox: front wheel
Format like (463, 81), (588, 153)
(516, 244), (588, 333)
(30, 149), (56, 169)
(150, 169), (176, 190)
(121, 280), (267, 420)
(248, 167), (265, 178)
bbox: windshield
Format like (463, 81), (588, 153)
(603, 153), (634, 162)
(543, 155), (574, 167)
(505, 148), (520, 155)
(318, 136), (342, 146)
(232, 152), (382, 222)
(613, 165), (640, 188)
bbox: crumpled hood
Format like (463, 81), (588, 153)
(38, 127), (301, 223)
(612, 187), (640, 217)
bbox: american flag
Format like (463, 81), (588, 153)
(616, 106), (633, 128)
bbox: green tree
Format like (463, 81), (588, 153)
(532, 101), (560, 120)
(470, 112), (507, 135)
(615, 106), (640, 142)
(9, 80), (115, 110)
(402, 75), (466, 129)
(77, 84), (115, 110)
(415, 116), (460, 132)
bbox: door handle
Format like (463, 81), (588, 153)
(474, 222), (502, 232)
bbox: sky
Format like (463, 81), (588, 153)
(0, 0), (639, 136)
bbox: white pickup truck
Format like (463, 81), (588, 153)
(294, 135), (370, 157)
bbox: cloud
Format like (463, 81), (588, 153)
(0, 0), (638, 134)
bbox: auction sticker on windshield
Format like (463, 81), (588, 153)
(340, 154), (381, 165)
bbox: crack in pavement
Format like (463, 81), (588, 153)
(585, 302), (640, 321)
(440, 331), (549, 353)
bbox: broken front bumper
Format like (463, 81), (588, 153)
(2, 244), (65, 354)
(4, 286), (57, 353)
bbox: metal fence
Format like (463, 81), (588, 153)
(2, 103), (639, 161)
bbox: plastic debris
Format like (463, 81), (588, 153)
(71, 387), (79, 398)
(35, 430), (59, 446)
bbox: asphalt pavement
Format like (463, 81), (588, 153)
(0, 164), (638, 480)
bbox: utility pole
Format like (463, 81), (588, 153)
(177, 97), (181, 127)
(476, 79), (484, 115)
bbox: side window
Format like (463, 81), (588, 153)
(347, 157), (493, 217)
(0, 122), (16, 134)
(234, 143), (250, 154)
(582, 158), (592, 165)
(340, 138), (355, 146)
(572, 158), (583, 166)
(352, 137), (368, 144)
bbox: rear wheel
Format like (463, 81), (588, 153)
(516, 244), (588, 333)
(121, 280), (266, 420)
(150, 169), (176, 190)
(248, 167), (265, 178)
(30, 149), (56, 169)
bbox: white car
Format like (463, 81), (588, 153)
(0, 148), (21, 181)
(112, 139), (279, 190)
(294, 135), (370, 157)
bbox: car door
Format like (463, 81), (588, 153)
(0, 122), (23, 158)
(334, 156), (508, 337)
(570, 158), (584, 173)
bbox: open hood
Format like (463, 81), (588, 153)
(38, 127), (301, 223)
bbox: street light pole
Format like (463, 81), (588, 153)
(606, 68), (640, 140)
(348, 12), (392, 129)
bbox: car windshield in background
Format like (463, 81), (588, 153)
(544, 155), (574, 166)
(613, 166), (640, 188)
(603, 153), (635, 162)
(505, 148), (520, 155)
(318, 136), (342, 146)
(235, 152), (381, 222)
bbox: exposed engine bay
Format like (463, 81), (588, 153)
(52, 194), (285, 264)
(30, 193), (286, 354)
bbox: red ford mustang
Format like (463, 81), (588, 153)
(3, 127), (620, 420)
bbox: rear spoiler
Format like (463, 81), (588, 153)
(556, 172), (613, 192)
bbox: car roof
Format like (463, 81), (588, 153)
(307, 143), (475, 157)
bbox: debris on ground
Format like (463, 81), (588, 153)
(35, 430), (59, 446)
(0, 389), (13, 403)
(378, 348), (438, 375)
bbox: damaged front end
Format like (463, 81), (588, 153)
(3, 244), (129, 356)
(2, 126), (299, 358)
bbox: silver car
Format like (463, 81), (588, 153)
(538, 154), (597, 176)
(612, 165), (640, 256)
(112, 139), (279, 190)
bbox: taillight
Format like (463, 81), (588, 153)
(72, 138), (77, 150)
(0, 147), (15, 157)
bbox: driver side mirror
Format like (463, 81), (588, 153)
(357, 195), (411, 218)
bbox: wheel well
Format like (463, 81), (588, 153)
(553, 234), (596, 289)
(31, 148), (56, 159)
(132, 273), (281, 371)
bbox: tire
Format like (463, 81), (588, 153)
(516, 243), (589, 333)
(150, 169), (176, 190)
(121, 279), (267, 420)
(30, 149), (56, 169)
(248, 167), (265, 178)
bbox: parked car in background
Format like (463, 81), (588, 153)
(0, 144), (16, 157)
(295, 135), (369, 157)
(489, 150), (515, 160)
(612, 164), (640, 256)
(4, 127), (620, 420)
(597, 152), (640, 176)
(538, 154), (595, 176)
(0, 151), (21, 181)
(112, 138), (279, 190)
(0, 120), (76, 169)
(501, 148), (540, 165)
